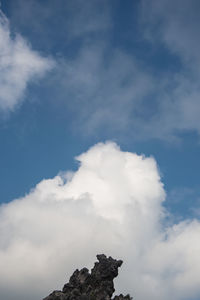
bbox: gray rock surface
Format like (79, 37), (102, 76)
(43, 254), (132, 300)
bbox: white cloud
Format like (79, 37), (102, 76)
(1, 142), (200, 300)
(0, 10), (54, 112)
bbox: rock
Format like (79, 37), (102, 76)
(43, 254), (132, 300)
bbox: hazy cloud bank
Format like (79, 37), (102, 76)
(0, 142), (200, 300)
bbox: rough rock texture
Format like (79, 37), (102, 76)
(43, 254), (132, 300)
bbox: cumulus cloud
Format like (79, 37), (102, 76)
(1, 142), (200, 300)
(0, 9), (54, 112)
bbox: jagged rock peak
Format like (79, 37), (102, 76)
(43, 254), (132, 300)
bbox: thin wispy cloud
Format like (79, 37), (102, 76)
(0, 9), (54, 112)
(138, 0), (200, 140)
(2, 0), (200, 142)
(35, 0), (200, 142)
(55, 45), (155, 137)
(7, 0), (111, 46)
(141, 0), (200, 68)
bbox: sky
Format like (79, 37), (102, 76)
(0, 1), (200, 300)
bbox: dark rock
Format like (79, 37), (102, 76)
(43, 254), (132, 300)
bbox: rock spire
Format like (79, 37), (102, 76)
(43, 254), (132, 300)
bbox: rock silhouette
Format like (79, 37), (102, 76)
(43, 254), (132, 300)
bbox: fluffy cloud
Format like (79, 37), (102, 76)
(1, 142), (200, 300)
(0, 10), (53, 112)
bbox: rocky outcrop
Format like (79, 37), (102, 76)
(43, 254), (132, 300)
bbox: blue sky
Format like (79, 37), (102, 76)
(1, 1), (200, 300)
(1, 0), (200, 216)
